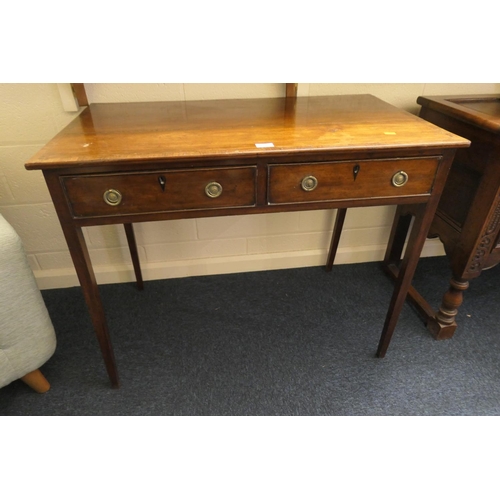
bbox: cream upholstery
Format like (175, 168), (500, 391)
(0, 214), (56, 389)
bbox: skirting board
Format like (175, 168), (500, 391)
(33, 238), (445, 290)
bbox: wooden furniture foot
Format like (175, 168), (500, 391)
(427, 277), (469, 339)
(435, 277), (469, 325)
(426, 317), (458, 340)
(124, 223), (144, 290)
(21, 369), (51, 393)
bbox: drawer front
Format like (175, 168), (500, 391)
(63, 166), (257, 217)
(268, 157), (441, 205)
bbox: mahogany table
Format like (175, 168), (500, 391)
(25, 95), (469, 387)
(384, 94), (500, 339)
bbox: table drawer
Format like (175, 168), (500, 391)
(63, 166), (257, 217)
(268, 157), (441, 205)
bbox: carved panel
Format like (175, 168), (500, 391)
(469, 192), (500, 272)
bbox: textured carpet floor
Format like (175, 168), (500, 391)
(2, 256), (500, 415)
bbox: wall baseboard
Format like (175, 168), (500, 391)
(33, 239), (445, 290)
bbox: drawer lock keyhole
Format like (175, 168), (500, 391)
(353, 164), (360, 180)
(103, 189), (122, 206)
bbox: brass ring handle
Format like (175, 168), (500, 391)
(103, 189), (122, 206)
(392, 171), (409, 187)
(301, 175), (318, 192)
(205, 181), (223, 198)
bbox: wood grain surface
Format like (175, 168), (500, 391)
(26, 95), (468, 169)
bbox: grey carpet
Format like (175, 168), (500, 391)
(1, 256), (499, 415)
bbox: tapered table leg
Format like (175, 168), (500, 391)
(382, 206), (466, 341)
(61, 225), (119, 387)
(124, 223), (144, 290)
(44, 171), (119, 388)
(326, 208), (347, 271)
(383, 205), (413, 268)
(377, 204), (434, 358)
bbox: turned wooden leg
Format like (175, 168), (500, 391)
(427, 277), (469, 339)
(124, 223), (144, 290)
(21, 369), (50, 393)
(326, 208), (347, 271)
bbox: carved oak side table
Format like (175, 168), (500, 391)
(384, 94), (500, 339)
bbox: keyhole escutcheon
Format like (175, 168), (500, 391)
(353, 164), (360, 181)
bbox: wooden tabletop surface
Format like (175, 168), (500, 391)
(26, 94), (469, 170)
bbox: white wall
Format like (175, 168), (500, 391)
(1, 83), (499, 289)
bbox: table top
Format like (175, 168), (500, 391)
(26, 94), (468, 170)
(417, 94), (500, 135)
